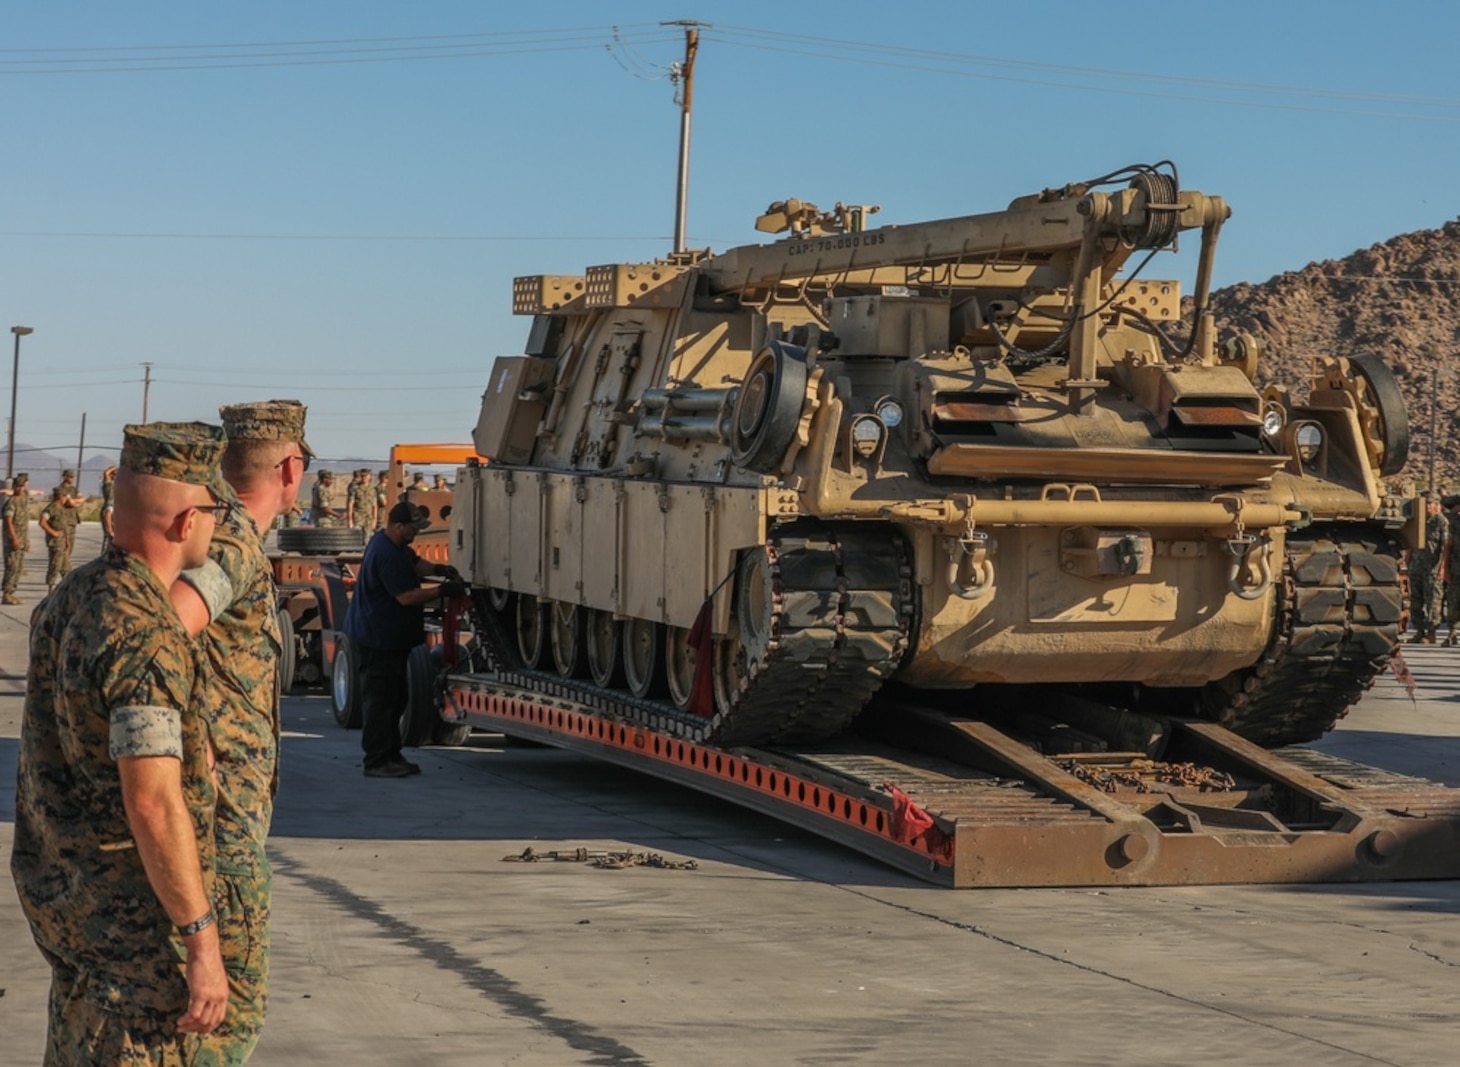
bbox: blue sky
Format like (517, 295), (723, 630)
(3, 1), (1457, 466)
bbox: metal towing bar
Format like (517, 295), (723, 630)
(442, 675), (1460, 888)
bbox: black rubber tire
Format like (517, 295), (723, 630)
(276, 608), (296, 699)
(729, 341), (809, 474)
(431, 718), (473, 747)
(330, 635), (362, 729)
(400, 644), (438, 747)
(1348, 351), (1411, 477)
(278, 526), (366, 554)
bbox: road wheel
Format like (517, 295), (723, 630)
(276, 608), (297, 700)
(516, 594), (550, 668)
(550, 601), (590, 678)
(665, 625), (696, 709)
(623, 618), (667, 699)
(586, 609), (625, 689)
(330, 635), (362, 729)
(400, 644), (438, 747)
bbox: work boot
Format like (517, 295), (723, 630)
(1408, 634), (1426, 644)
(1446, 635), (1456, 648)
(363, 762), (413, 779)
(2, 594), (21, 605)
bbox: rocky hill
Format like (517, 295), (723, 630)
(1197, 219), (1460, 490)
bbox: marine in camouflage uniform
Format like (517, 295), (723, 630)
(348, 468), (374, 533)
(1442, 496), (1460, 646)
(374, 470), (390, 530)
(1408, 495), (1449, 643)
(11, 423), (228, 1066)
(3, 471), (31, 603)
(101, 465), (118, 552)
(56, 469), (83, 558)
(310, 469), (341, 527)
(39, 486), (71, 593)
(175, 399), (312, 1065)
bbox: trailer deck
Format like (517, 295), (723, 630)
(443, 673), (1460, 888)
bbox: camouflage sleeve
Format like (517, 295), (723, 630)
(99, 628), (194, 761)
(178, 559), (234, 625)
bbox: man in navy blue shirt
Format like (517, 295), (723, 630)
(344, 502), (462, 777)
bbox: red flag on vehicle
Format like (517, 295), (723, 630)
(686, 597), (716, 718)
(1388, 647), (1417, 705)
(885, 783), (954, 863)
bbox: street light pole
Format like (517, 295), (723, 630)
(8, 326), (33, 481)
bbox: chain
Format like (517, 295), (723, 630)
(1056, 759), (1236, 794)
(502, 846), (698, 870)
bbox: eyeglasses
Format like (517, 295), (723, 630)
(187, 502), (235, 524)
(274, 451), (311, 472)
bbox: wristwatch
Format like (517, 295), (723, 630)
(176, 911), (216, 937)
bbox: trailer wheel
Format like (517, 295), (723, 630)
(400, 644), (438, 747)
(276, 608), (297, 699)
(431, 717), (473, 747)
(278, 526), (366, 554)
(331, 635), (362, 729)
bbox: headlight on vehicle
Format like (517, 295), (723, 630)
(849, 414), (886, 459)
(1262, 404), (1285, 438)
(873, 396), (903, 429)
(1293, 421), (1324, 464)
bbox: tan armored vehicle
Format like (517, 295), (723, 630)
(452, 163), (1414, 750)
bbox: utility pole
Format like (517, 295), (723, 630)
(77, 412), (86, 480)
(141, 362), (153, 424)
(664, 20), (705, 254)
(1429, 363), (1438, 491)
(8, 326), (33, 481)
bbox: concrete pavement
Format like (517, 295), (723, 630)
(2, 523), (1459, 1065)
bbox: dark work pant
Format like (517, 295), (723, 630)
(357, 644), (410, 769)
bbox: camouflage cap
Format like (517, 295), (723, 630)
(120, 421), (228, 498)
(12, 472), (27, 486)
(318, 468), (334, 480)
(219, 399), (313, 458)
(61, 469), (75, 479)
(50, 485), (66, 499)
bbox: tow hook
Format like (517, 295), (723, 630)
(948, 530), (995, 601)
(1225, 533), (1273, 601)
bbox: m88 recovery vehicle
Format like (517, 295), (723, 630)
(452, 162), (1415, 751)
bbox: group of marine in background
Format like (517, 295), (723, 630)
(1408, 491), (1460, 645)
(281, 467), (448, 532)
(0, 465), (118, 604)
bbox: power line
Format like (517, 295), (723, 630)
(0, 20), (1452, 123)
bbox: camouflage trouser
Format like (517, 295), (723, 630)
(190, 863), (271, 1066)
(46, 537), (70, 591)
(1411, 565), (1442, 637)
(42, 949), (199, 1066)
(1445, 580), (1460, 628)
(3, 546), (25, 595)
